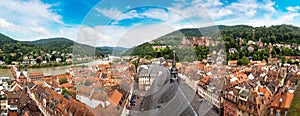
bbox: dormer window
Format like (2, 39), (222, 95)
(270, 108), (273, 115)
(276, 110), (280, 116)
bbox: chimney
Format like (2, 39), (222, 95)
(279, 98), (283, 107)
(280, 98), (283, 102)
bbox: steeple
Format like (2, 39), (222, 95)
(170, 51), (178, 82)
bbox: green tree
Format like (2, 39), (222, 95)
(238, 56), (250, 65)
(59, 78), (68, 84)
(84, 80), (91, 86)
(36, 58), (41, 64)
(237, 59), (243, 65)
(253, 54), (258, 61)
(281, 56), (286, 63)
(287, 59), (293, 64)
(132, 60), (139, 69)
(61, 89), (71, 96)
(50, 55), (56, 61)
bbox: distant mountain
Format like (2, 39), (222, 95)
(0, 33), (17, 45)
(22, 38), (74, 52)
(100, 46), (129, 51)
(0, 33), (128, 57)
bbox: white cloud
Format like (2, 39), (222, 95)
(114, 10), (142, 21)
(187, 0), (277, 20)
(0, 0), (62, 26)
(215, 12), (300, 27)
(286, 6), (300, 12)
(0, 18), (17, 31)
(187, 0), (300, 27)
(0, 0), (66, 41)
(95, 7), (122, 19)
(75, 24), (178, 48)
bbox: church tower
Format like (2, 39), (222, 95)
(170, 51), (178, 82)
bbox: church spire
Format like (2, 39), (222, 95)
(170, 51), (178, 82)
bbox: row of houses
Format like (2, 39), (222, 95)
(196, 64), (300, 116)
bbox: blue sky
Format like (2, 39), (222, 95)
(0, 0), (300, 47)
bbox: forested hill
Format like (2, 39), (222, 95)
(21, 38), (75, 53)
(123, 24), (300, 61)
(156, 24), (300, 44)
(0, 34), (129, 58)
(0, 33), (17, 44)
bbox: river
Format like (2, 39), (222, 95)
(0, 60), (112, 78)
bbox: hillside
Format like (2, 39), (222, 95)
(25, 38), (74, 51)
(155, 24), (300, 44)
(0, 33), (17, 45)
(21, 38), (129, 56)
(0, 33), (129, 64)
(123, 24), (300, 61)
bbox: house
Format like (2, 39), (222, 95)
(18, 73), (28, 86)
(268, 58), (278, 65)
(197, 74), (225, 112)
(9, 81), (23, 92)
(56, 58), (62, 62)
(247, 46), (255, 53)
(30, 59), (36, 65)
(223, 90), (239, 116)
(30, 85), (93, 116)
(0, 91), (8, 116)
(76, 85), (126, 115)
(0, 60), (5, 65)
(0, 77), (10, 90)
(7, 89), (27, 113)
(137, 64), (168, 93)
(138, 66), (151, 91)
(229, 48), (237, 54)
(42, 60), (48, 64)
(28, 72), (44, 81)
(266, 88), (294, 116)
(248, 40), (256, 45)
(66, 58), (72, 63)
(228, 60), (238, 67)
(22, 56), (29, 64)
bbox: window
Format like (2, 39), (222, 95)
(276, 110), (280, 116)
(270, 109), (273, 115)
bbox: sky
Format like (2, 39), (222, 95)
(0, 0), (300, 47)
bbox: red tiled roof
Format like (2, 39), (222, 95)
(270, 88), (294, 109)
(8, 112), (18, 116)
(61, 83), (74, 89)
(109, 90), (123, 106)
(28, 72), (43, 77)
